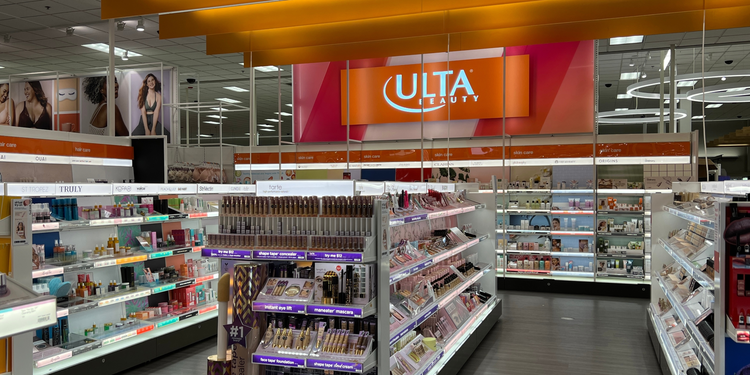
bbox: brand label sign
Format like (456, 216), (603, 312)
(342, 56), (529, 125)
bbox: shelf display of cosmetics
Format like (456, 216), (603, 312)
(389, 225), (485, 285)
(390, 288), (496, 375)
(652, 262), (715, 374)
(203, 195), (377, 263)
(386, 190), (481, 226)
(30, 195), (217, 232)
(32, 301), (219, 368)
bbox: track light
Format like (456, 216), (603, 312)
(641, 71), (647, 79)
(628, 59), (635, 67)
(122, 51), (129, 61)
(116, 21), (126, 31)
(66, 27), (74, 36)
(3, 34), (10, 43)
(706, 53), (713, 61)
(136, 17), (145, 32)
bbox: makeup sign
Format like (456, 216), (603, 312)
(306, 359), (363, 372)
(343, 56), (529, 125)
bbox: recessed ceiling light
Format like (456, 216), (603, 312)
(285, 104), (293, 107)
(207, 115), (227, 119)
(204, 121), (220, 124)
(706, 104), (723, 108)
(254, 66), (281, 72)
(199, 134), (212, 138)
(620, 72), (639, 80)
(258, 124), (274, 128)
(610, 35), (644, 45)
(617, 94), (632, 99)
(692, 115), (705, 119)
(82, 43), (142, 58)
(266, 119), (282, 122)
(136, 17), (145, 32)
(216, 98), (241, 104)
(274, 112), (293, 116)
(259, 128), (274, 132)
(615, 108), (629, 111)
(676, 80), (697, 87)
(224, 86), (249, 92)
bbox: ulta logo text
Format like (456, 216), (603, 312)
(383, 70), (478, 113)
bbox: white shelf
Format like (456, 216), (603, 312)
(550, 230), (595, 236)
(648, 305), (689, 375)
(550, 210), (595, 215)
(658, 238), (714, 290)
(654, 274), (714, 372)
(597, 189), (646, 195)
(597, 210), (645, 215)
(496, 229), (551, 235)
(550, 189), (595, 194)
(390, 236), (484, 285)
(389, 264), (491, 346)
(389, 203), (480, 227)
(504, 209), (551, 214)
(500, 249), (594, 258)
(662, 206), (716, 230)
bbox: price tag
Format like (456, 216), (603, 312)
(149, 251), (173, 259)
(199, 304), (218, 315)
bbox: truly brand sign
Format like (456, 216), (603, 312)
(342, 55), (529, 125)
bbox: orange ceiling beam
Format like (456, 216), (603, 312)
(159, 0), (544, 39)
(243, 5), (750, 66)
(207, 0), (710, 55)
(101, 0), (270, 19)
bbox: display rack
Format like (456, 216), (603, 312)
(197, 181), (500, 375)
(0, 183), (237, 374)
(649, 182), (718, 375)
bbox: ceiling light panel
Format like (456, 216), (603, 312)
(620, 72), (639, 80)
(216, 98), (241, 104)
(82, 43), (142, 58)
(207, 115), (227, 119)
(610, 35), (644, 45)
(677, 80), (698, 87)
(224, 86), (249, 92)
(617, 94), (632, 99)
(706, 104), (723, 108)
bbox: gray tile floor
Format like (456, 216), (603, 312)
(116, 291), (661, 375)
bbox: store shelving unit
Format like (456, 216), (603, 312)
(649, 185), (716, 375)
(197, 181), (500, 375)
(0, 183), (242, 374)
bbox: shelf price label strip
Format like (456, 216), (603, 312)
(202, 248), (253, 259)
(253, 250), (306, 261)
(32, 267), (65, 278)
(390, 204), (478, 227)
(306, 305), (365, 318)
(307, 359), (364, 373)
(306, 252), (364, 262)
(0, 298), (57, 339)
(98, 290), (151, 307)
(252, 354), (306, 368)
(663, 206), (716, 230)
(252, 302), (306, 314)
(34, 350), (73, 367)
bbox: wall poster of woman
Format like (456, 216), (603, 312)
(82, 76), (129, 136)
(14, 81), (52, 130)
(131, 73), (170, 141)
(0, 84), (14, 126)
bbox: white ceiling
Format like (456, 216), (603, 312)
(598, 30), (750, 135)
(0, 1), (748, 145)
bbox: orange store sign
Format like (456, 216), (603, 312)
(342, 56), (529, 125)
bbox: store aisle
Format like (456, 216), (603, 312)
(457, 291), (660, 375)
(115, 291), (660, 375)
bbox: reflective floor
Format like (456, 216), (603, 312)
(115, 291), (660, 375)
(456, 291), (661, 375)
